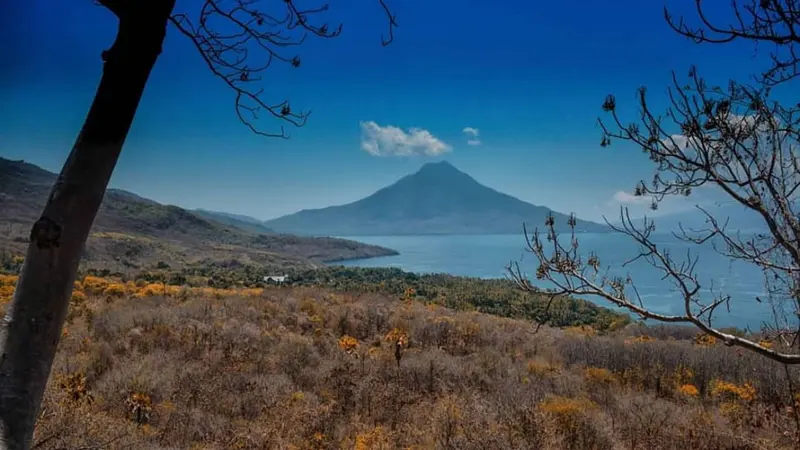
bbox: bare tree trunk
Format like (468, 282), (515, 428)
(0, 3), (175, 448)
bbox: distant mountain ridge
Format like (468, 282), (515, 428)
(638, 203), (769, 233)
(0, 157), (397, 271)
(264, 161), (609, 236)
(193, 209), (276, 235)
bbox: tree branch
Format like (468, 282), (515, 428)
(167, 0), (397, 138)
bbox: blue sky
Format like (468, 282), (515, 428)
(0, 0), (774, 222)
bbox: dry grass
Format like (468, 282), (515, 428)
(23, 276), (800, 449)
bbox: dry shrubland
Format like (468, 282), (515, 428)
(0, 273), (795, 449)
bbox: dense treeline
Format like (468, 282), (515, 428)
(60, 262), (631, 332)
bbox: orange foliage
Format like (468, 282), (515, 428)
(0, 275), (17, 305)
(56, 372), (94, 405)
(134, 283), (183, 298)
(678, 384), (700, 397)
(0, 274), (18, 287)
(354, 426), (391, 450)
(694, 333), (718, 348)
(338, 335), (360, 354)
(82, 276), (110, 295)
(583, 367), (616, 385)
(134, 284), (166, 298)
(384, 327), (409, 346)
(126, 392), (153, 424)
(103, 283), (129, 298)
(71, 290), (88, 304)
(538, 395), (597, 418)
(624, 334), (656, 345)
(710, 379), (756, 402)
(0, 285), (14, 303)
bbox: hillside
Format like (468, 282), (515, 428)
(265, 161), (609, 236)
(193, 209), (276, 235)
(19, 273), (795, 449)
(0, 157), (397, 272)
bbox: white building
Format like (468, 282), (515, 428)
(264, 275), (288, 284)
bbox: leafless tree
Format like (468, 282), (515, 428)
(509, 0), (800, 364)
(0, 1), (396, 449)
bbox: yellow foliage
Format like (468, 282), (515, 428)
(103, 283), (128, 298)
(583, 367), (616, 385)
(758, 339), (773, 349)
(134, 283), (169, 298)
(678, 384), (700, 397)
(126, 392), (153, 423)
(694, 333), (717, 348)
(624, 334), (656, 345)
(385, 327), (409, 346)
(338, 335), (360, 353)
(290, 391), (305, 402)
(82, 276), (109, 295)
(166, 285), (181, 296)
(710, 379), (756, 402)
(56, 372), (94, 405)
(70, 290), (88, 304)
(0, 285), (14, 303)
(538, 395), (597, 418)
(719, 401), (741, 417)
(354, 426), (391, 450)
(0, 274), (18, 287)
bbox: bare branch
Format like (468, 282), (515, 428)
(664, 0), (800, 85)
(509, 211), (800, 364)
(167, 0), (397, 138)
(513, 1), (800, 365)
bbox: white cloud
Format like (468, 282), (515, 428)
(462, 127), (481, 146)
(360, 121), (451, 157)
(462, 127), (479, 137)
(611, 190), (654, 206)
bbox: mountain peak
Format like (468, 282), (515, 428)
(264, 161), (609, 235)
(412, 160), (471, 182)
(417, 160), (457, 172)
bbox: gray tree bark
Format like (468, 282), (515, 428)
(0, 2), (176, 448)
